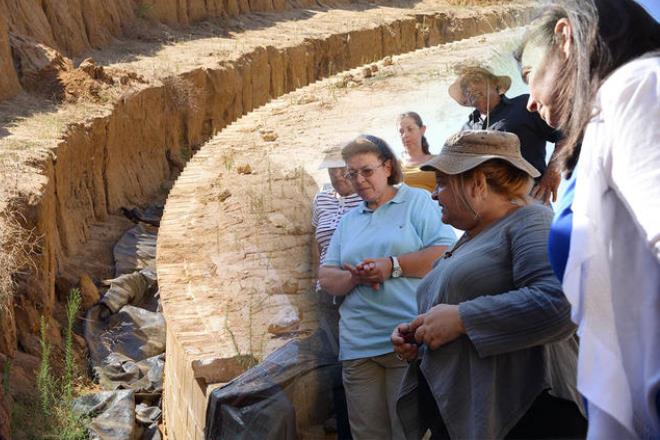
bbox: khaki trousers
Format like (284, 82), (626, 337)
(342, 352), (408, 440)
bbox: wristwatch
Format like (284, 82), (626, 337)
(389, 256), (403, 278)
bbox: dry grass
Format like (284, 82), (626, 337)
(161, 75), (202, 113)
(0, 211), (40, 310)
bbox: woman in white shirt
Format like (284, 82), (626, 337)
(515, 1), (660, 438)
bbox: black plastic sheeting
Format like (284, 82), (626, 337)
(85, 304), (165, 368)
(79, 216), (165, 439)
(73, 390), (137, 440)
(113, 223), (158, 278)
(120, 205), (164, 228)
(73, 390), (162, 440)
(205, 311), (347, 439)
(96, 353), (165, 397)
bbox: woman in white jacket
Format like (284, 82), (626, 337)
(515, 1), (660, 438)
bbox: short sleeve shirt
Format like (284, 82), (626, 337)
(312, 186), (362, 263)
(323, 184), (456, 360)
(463, 94), (562, 176)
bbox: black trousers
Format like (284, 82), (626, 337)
(417, 371), (587, 439)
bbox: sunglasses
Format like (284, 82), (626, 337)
(344, 163), (385, 180)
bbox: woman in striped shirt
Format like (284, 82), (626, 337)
(312, 147), (362, 274)
(312, 146), (362, 439)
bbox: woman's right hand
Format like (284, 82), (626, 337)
(343, 263), (381, 290)
(391, 323), (419, 361)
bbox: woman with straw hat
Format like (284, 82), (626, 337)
(392, 130), (586, 439)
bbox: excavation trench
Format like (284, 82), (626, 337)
(0, 2), (534, 438)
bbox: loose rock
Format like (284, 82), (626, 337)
(237, 164), (253, 175)
(79, 273), (101, 310)
(260, 129), (279, 142)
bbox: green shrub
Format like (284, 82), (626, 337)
(18, 289), (87, 439)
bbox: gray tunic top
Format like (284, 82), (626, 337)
(396, 204), (582, 439)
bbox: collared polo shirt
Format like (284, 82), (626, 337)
(463, 94), (562, 176)
(324, 184), (456, 360)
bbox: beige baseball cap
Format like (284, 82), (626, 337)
(318, 146), (346, 169)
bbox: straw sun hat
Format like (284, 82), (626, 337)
(421, 130), (540, 178)
(448, 66), (512, 107)
(318, 146), (346, 169)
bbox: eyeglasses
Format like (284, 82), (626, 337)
(344, 163), (384, 180)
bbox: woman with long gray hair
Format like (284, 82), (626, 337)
(516, 1), (660, 438)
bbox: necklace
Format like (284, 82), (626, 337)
(442, 233), (472, 259)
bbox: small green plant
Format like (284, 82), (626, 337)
(63, 288), (81, 405)
(179, 145), (192, 163)
(28, 289), (87, 439)
(135, 1), (153, 19)
(266, 155), (273, 195)
(245, 189), (268, 223)
(223, 150), (235, 171)
(224, 309), (258, 370)
(37, 316), (54, 416)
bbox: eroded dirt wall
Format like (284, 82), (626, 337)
(0, 0), (424, 102)
(0, 11), (21, 100)
(0, 0), (327, 58)
(0, 0), (534, 363)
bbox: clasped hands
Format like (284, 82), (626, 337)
(390, 304), (465, 361)
(342, 257), (392, 290)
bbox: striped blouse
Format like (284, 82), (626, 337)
(311, 186), (362, 264)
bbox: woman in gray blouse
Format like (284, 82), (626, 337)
(391, 130), (586, 439)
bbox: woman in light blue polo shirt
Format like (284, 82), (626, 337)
(319, 135), (455, 439)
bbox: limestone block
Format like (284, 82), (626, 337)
(191, 356), (251, 384)
(267, 295), (302, 335)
